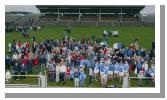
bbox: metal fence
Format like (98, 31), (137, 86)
(5, 74), (47, 88)
(129, 77), (155, 88)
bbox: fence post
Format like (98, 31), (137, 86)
(128, 77), (130, 88)
(38, 74), (41, 87)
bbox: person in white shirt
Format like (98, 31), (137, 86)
(56, 63), (60, 82)
(5, 70), (11, 83)
(88, 67), (93, 85)
(122, 72), (129, 88)
(12, 52), (18, 61)
(142, 61), (148, 76)
(59, 60), (66, 82)
(137, 70), (144, 86)
(101, 72), (108, 87)
(8, 42), (12, 53)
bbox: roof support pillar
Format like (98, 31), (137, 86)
(120, 8), (122, 22)
(58, 8), (60, 22)
(99, 9), (101, 23)
(79, 8), (81, 22)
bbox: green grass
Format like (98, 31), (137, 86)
(5, 26), (155, 87)
(5, 26), (155, 55)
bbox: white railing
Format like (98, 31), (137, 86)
(128, 77), (154, 88)
(6, 74), (44, 88)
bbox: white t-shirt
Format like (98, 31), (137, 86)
(5, 71), (11, 81)
(12, 54), (18, 60)
(8, 43), (11, 48)
(89, 68), (93, 76)
(143, 63), (148, 72)
(60, 65), (66, 73)
(113, 43), (118, 49)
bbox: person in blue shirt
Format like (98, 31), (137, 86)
(85, 59), (92, 73)
(79, 68), (86, 87)
(100, 63), (105, 79)
(80, 60), (85, 67)
(123, 61), (129, 73)
(118, 62), (124, 82)
(114, 62), (119, 78)
(136, 49), (142, 56)
(136, 61), (142, 74)
(149, 64), (155, 85)
(20, 63), (27, 80)
(124, 49), (128, 57)
(108, 62), (114, 81)
(94, 61), (100, 81)
(70, 68), (74, 81)
(127, 49), (132, 57)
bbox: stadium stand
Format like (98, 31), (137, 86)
(36, 5), (148, 26)
(5, 11), (39, 26)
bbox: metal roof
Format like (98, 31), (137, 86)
(36, 5), (145, 14)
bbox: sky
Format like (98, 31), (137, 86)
(5, 5), (155, 14)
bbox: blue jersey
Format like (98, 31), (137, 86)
(127, 49), (132, 56)
(124, 63), (129, 71)
(94, 63), (99, 70)
(114, 63), (119, 71)
(149, 67), (155, 75)
(118, 64), (123, 72)
(137, 63), (142, 69)
(100, 66), (105, 72)
(80, 60), (85, 66)
(86, 60), (92, 68)
(104, 66), (109, 74)
(70, 69), (74, 79)
(108, 63), (114, 71)
(79, 72), (86, 80)
(124, 50), (128, 57)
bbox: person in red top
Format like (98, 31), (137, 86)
(66, 66), (71, 79)
(80, 55), (84, 61)
(17, 41), (21, 48)
(33, 55), (39, 66)
(104, 47), (107, 55)
(25, 42), (29, 49)
(22, 56), (28, 65)
(129, 64), (133, 74)
(25, 51), (29, 58)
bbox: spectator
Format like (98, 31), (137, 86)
(108, 62), (114, 81)
(88, 67), (93, 85)
(74, 68), (79, 87)
(5, 55), (11, 70)
(56, 63), (60, 82)
(13, 62), (20, 80)
(136, 61), (142, 74)
(137, 70), (144, 86)
(59, 60), (66, 81)
(66, 66), (71, 80)
(5, 70), (11, 83)
(79, 68), (86, 87)
(122, 72), (129, 88)
(39, 55), (46, 75)
(142, 61), (148, 76)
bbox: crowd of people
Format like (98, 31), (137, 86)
(5, 34), (155, 87)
